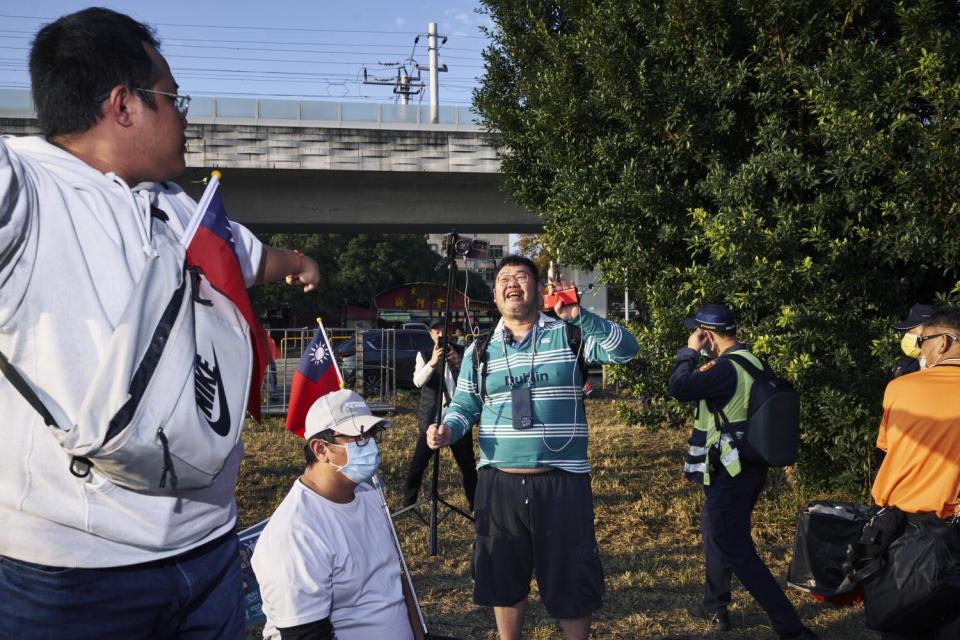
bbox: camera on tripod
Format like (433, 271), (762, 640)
(442, 232), (489, 260)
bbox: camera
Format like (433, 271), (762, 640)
(442, 232), (489, 260)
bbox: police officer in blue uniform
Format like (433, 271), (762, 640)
(669, 304), (819, 639)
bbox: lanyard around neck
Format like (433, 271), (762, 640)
(501, 323), (537, 388)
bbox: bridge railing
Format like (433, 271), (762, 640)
(0, 88), (483, 132)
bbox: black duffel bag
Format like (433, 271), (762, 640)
(787, 501), (877, 598)
(861, 513), (960, 634)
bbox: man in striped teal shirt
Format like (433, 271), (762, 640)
(427, 255), (638, 640)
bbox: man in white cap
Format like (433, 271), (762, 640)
(251, 390), (414, 640)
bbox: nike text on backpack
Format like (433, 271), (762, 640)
(0, 217), (251, 493)
(709, 353), (800, 466)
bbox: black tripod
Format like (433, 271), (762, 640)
(392, 234), (473, 555)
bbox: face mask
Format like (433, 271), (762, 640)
(328, 440), (381, 485)
(900, 333), (921, 359)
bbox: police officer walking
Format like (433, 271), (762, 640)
(668, 304), (819, 640)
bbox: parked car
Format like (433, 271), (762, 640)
(335, 329), (435, 393)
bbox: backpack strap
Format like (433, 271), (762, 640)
(564, 322), (589, 382)
(0, 350), (93, 478)
(0, 350), (59, 428)
(722, 352), (772, 381)
(471, 330), (494, 399)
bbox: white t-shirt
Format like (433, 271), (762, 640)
(251, 480), (414, 640)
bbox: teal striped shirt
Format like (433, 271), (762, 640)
(443, 310), (639, 473)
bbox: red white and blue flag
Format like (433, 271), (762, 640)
(183, 173), (273, 422)
(285, 320), (344, 438)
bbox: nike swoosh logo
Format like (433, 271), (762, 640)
(195, 347), (231, 437)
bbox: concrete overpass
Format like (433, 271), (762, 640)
(0, 90), (542, 233)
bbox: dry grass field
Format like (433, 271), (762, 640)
(239, 393), (878, 640)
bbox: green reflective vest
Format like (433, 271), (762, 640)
(692, 350), (763, 485)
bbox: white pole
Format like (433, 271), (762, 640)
(399, 68), (409, 106)
(428, 22), (439, 124)
(624, 287), (629, 323)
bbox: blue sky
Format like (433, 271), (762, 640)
(0, 1), (493, 105)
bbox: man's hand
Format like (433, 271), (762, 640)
(553, 283), (580, 320)
(428, 344), (444, 367)
(285, 254), (320, 293)
(426, 423), (451, 449)
(259, 246), (320, 292)
(687, 328), (708, 351)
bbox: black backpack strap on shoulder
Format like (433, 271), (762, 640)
(0, 350), (93, 480)
(723, 352), (772, 381)
(564, 322), (589, 380)
(472, 330), (494, 400)
(0, 349), (59, 429)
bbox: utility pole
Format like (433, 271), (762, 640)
(362, 65), (422, 104)
(416, 22), (448, 123)
(623, 268), (630, 323)
(428, 22), (439, 123)
(361, 22), (445, 111)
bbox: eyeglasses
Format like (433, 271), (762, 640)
(321, 426), (385, 448)
(496, 272), (532, 287)
(136, 88), (191, 117)
(917, 332), (958, 347)
(94, 88), (191, 117)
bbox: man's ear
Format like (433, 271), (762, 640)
(103, 85), (135, 127)
(309, 438), (329, 462)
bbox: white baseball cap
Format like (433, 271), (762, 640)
(304, 389), (389, 440)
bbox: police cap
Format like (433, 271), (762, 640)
(682, 303), (737, 333)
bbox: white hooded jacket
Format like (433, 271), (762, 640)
(0, 135), (262, 567)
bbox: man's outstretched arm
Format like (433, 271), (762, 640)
(256, 245), (321, 292)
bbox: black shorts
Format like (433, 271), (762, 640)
(472, 466), (604, 619)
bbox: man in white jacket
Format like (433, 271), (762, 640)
(0, 8), (320, 639)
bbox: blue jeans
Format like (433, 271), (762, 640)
(0, 531), (244, 640)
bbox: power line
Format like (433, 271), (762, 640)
(0, 13), (491, 39)
(0, 35), (485, 60)
(0, 29), (487, 53)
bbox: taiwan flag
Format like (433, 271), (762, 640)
(183, 172), (273, 422)
(286, 321), (344, 438)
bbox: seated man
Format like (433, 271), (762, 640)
(252, 390), (414, 640)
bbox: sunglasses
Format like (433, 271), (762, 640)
(916, 332), (958, 347)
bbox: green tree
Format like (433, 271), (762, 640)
(251, 233), (490, 327)
(476, 0), (960, 490)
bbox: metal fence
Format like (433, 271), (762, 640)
(261, 326), (400, 416)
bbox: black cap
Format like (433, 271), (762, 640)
(683, 303), (737, 333)
(891, 304), (938, 331)
(429, 317), (445, 330)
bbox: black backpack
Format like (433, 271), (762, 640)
(712, 352), (800, 467)
(471, 323), (588, 399)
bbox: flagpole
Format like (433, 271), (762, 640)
(317, 318), (346, 389)
(181, 170), (222, 248)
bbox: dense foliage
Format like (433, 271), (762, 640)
(252, 233), (491, 328)
(476, 0), (960, 490)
